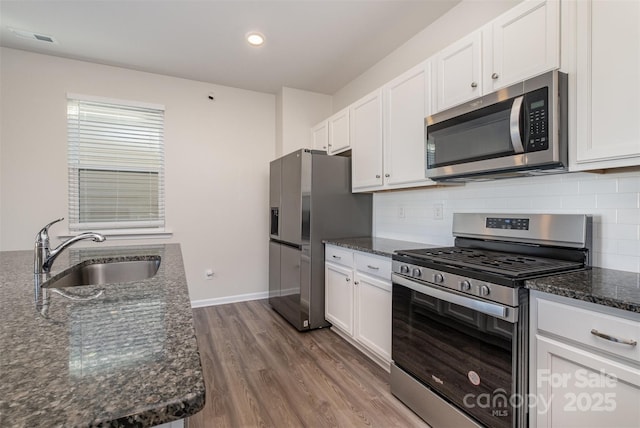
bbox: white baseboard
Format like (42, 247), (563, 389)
(190, 291), (269, 308)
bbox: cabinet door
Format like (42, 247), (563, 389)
(350, 89), (383, 191)
(574, 0), (640, 168)
(383, 60), (434, 188)
(325, 262), (354, 335)
(354, 273), (391, 363)
(328, 107), (350, 155)
(435, 31), (482, 112)
(311, 120), (329, 152)
(485, 0), (559, 93)
(533, 335), (640, 428)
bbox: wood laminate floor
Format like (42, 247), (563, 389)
(187, 299), (429, 428)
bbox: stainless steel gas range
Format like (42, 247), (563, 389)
(390, 213), (592, 428)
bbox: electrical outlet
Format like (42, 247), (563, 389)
(398, 206), (406, 219)
(433, 203), (444, 220)
(204, 269), (214, 280)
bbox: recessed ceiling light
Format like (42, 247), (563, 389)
(246, 32), (265, 47)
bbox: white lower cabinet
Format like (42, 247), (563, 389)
(325, 262), (354, 335)
(325, 245), (392, 369)
(530, 291), (640, 428)
(354, 272), (391, 363)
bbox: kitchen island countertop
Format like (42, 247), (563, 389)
(0, 243), (205, 427)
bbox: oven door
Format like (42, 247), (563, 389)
(392, 274), (525, 428)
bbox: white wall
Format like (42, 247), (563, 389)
(277, 87), (331, 158)
(0, 47), (275, 303)
(332, 0), (518, 111)
(374, 170), (640, 273)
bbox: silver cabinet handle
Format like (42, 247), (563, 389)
(491, 72), (499, 79)
(332, 255), (341, 259)
(471, 82), (478, 88)
(590, 329), (637, 346)
(354, 281), (359, 285)
(345, 277), (351, 282)
(367, 265), (380, 270)
(385, 173), (390, 177)
(375, 174), (381, 178)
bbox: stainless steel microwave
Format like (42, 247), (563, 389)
(425, 71), (568, 182)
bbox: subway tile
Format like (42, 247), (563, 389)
(597, 253), (640, 273)
(597, 193), (639, 209)
(561, 194), (597, 209)
(618, 176), (640, 193)
(617, 209), (640, 225)
(618, 239), (640, 257)
(578, 178), (617, 194)
(600, 223), (639, 240)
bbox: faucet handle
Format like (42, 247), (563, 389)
(36, 217), (64, 243)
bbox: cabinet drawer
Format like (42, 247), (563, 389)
(325, 245), (353, 268)
(355, 252), (391, 280)
(537, 298), (640, 363)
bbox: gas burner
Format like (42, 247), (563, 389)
(396, 246), (584, 278)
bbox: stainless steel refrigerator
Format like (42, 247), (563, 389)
(269, 149), (372, 331)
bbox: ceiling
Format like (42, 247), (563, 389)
(0, 0), (460, 94)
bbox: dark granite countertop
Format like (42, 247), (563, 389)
(526, 267), (640, 313)
(0, 243), (205, 427)
(324, 236), (433, 258)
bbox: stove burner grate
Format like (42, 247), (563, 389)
(396, 247), (583, 278)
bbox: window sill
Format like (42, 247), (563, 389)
(57, 228), (173, 240)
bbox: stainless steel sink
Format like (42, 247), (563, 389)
(42, 257), (161, 288)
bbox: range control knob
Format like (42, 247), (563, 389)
(480, 285), (490, 296)
(460, 280), (471, 292)
(412, 268), (422, 278)
(433, 273), (444, 283)
(400, 265), (410, 274)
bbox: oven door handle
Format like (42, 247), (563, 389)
(393, 274), (516, 322)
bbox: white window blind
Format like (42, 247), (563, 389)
(67, 96), (165, 231)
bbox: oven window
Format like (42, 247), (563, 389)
(392, 284), (516, 428)
(427, 101), (514, 168)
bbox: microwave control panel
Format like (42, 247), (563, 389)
(525, 87), (549, 152)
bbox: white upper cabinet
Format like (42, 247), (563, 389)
(311, 120), (328, 152)
(571, 0), (640, 169)
(483, 0), (560, 93)
(351, 61), (436, 192)
(435, 31), (483, 112)
(384, 60), (434, 189)
(350, 89), (384, 190)
(433, 0), (560, 113)
(327, 107), (350, 155)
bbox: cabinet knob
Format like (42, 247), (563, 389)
(491, 73), (499, 80)
(328, 143), (333, 147)
(471, 82), (478, 88)
(354, 281), (359, 285)
(375, 174), (381, 178)
(345, 277), (351, 282)
(385, 173), (390, 178)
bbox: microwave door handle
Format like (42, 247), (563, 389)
(510, 96), (525, 153)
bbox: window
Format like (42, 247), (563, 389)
(67, 95), (165, 231)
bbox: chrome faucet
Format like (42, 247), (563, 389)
(34, 218), (106, 274)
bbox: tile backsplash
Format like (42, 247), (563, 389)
(373, 170), (640, 273)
